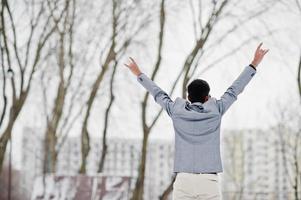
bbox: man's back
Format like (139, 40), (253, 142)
(136, 65), (256, 173)
(171, 97), (223, 173)
(171, 97), (220, 144)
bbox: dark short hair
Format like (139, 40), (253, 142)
(187, 79), (210, 103)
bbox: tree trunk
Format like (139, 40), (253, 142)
(297, 54), (301, 101)
(159, 176), (176, 200)
(79, 125), (90, 173)
(43, 128), (58, 173)
(131, 127), (149, 200)
(0, 96), (24, 171)
(98, 60), (117, 173)
(0, 125), (12, 170)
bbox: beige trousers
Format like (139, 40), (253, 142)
(172, 172), (221, 200)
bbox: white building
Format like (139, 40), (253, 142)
(221, 129), (293, 200)
(56, 136), (175, 199)
(21, 127), (175, 200)
(22, 126), (299, 200)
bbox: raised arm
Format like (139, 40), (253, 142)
(124, 57), (175, 116)
(217, 43), (269, 115)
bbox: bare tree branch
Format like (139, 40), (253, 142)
(0, 0), (68, 171)
(297, 55), (301, 101)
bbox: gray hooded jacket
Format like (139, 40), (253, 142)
(137, 65), (256, 173)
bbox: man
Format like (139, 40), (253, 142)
(124, 43), (269, 200)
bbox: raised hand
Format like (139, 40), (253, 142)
(124, 57), (142, 76)
(251, 43), (269, 67)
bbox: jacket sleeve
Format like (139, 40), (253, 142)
(217, 65), (256, 115)
(137, 73), (175, 117)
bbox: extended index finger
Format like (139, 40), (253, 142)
(256, 42), (263, 51)
(129, 57), (136, 64)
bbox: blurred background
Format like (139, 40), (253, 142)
(0, 0), (300, 199)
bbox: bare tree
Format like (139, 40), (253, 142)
(274, 59), (301, 200)
(78, 4), (116, 172)
(41, 0), (76, 174)
(293, 0), (301, 101)
(79, 0), (154, 173)
(97, 58), (118, 173)
(0, 0), (68, 171)
(130, 0), (166, 199)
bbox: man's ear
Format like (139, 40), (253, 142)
(204, 95), (209, 102)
